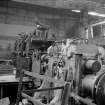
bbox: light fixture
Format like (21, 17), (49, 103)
(72, 10), (105, 17)
(88, 11), (105, 17)
(72, 10), (81, 13)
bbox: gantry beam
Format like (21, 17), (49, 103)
(12, 0), (105, 14)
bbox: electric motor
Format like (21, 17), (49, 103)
(82, 72), (105, 105)
(84, 60), (101, 74)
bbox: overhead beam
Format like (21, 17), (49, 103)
(89, 0), (105, 4)
(12, 0), (105, 14)
(0, 1), (80, 19)
(12, 0), (57, 8)
(91, 20), (105, 26)
(12, 0), (101, 9)
(63, 0), (105, 13)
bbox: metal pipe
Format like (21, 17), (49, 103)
(61, 83), (71, 105)
(71, 93), (96, 105)
(23, 86), (64, 93)
(16, 70), (24, 105)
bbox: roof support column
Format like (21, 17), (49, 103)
(78, 9), (89, 39)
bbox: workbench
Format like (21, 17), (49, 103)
(0, 75), (29, 99)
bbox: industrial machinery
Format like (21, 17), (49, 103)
(13, 24), (54, 77)
(13, 24), (55, 105)
(34, 38), (105, 105)
(14, 26), (105, 105)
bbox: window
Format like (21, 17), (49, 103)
(91, 21), (105, 38)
